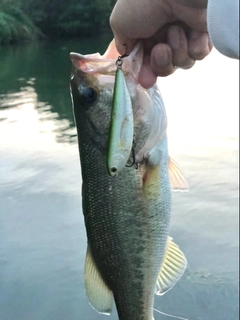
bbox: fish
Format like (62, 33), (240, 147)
(70, 40), (189, 320)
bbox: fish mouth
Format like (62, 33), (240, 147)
(70, 52), (116, 76)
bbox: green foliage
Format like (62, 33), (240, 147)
(0, 0), (115, 44)
(25, 0), (114, 37)
(0, 1), (40, 44)
(57, 1), (112, 36)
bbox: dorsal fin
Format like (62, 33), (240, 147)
(168, 157), (189, 192)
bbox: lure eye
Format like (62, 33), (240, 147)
(79, 86), (98, 106)
(110, 166), (118, 176)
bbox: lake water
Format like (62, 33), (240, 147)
(0, 38), (239, 320)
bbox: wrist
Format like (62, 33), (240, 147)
(167, 0), (208, 31)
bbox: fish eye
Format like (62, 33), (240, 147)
(79, 86), (98, 106)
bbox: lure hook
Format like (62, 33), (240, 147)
(126, 139), (138, 170)
(116, 44), (128, 68)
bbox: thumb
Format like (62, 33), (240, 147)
(110, 1), (136, 55)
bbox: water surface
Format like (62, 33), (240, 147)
(0, 38), (239, 320)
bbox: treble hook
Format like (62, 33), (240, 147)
(116, 44), (128, 68)
(125, 139), (138, 170)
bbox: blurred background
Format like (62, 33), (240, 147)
(0, 1), (239, 320)
(0, 0), (115, 44)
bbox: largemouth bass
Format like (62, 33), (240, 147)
(70, 40), (188, 320)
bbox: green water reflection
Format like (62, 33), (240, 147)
(0, 36), (112, 142)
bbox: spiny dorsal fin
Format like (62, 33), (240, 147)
(156, 237), (187, 296)
(168, 157), (189, 192)
(84, 245), (113, 314)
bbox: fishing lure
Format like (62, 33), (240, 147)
(107, 49), (134, 176)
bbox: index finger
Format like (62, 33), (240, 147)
(110, 14), (136, 55)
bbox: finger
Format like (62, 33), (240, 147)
(150, 43), (176, 77)
(138, 56), (158, 89)
(110, 26), (136, 55)
(188, 30), (212, 60)
(110, 5), (136, 55)
(167, 25), (195, 69)
(112, 30), (136, 55)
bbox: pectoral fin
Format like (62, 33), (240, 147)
(156, 237), (187, 296)
(84, 245), (113, 314)
(168, 157), (189, 192)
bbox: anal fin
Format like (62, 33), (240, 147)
(156, 237), (187, 296)
(84, 245), (113, 314)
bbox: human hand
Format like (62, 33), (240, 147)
(110, 0), (213, 88)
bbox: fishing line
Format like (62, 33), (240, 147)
(153, 308), (188, 320)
